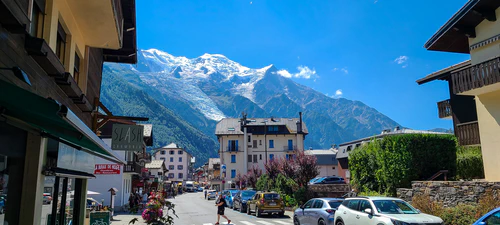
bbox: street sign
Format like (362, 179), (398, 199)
(90, 212), (110, 225)
(111, 124), (144, 151)
(94, 164), (121, 175)
(221, 164), (226, 172)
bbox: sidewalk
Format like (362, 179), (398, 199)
(111, 212), (146, 225)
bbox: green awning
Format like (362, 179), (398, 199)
(0, 79), (124, 164)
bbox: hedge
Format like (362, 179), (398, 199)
(349, 134), (457, 195)
(456, 146), (484, 180)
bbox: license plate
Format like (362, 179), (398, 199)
(269, 202), (276, 206)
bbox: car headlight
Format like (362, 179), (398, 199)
(391, 219), (411, 225)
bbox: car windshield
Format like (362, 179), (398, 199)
(264, 193), (280, 200)
(229, 191), (238, 196)
(373, 200), (419, 214)
(315, 177), (325, 182)
(242, 191), (256, 197)
(186, 184), (193, 187)
(328, 201), (342, 208)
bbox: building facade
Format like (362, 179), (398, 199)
(153, 143), (193, 183)
(336, 128), (450, 183)
(0, 0), (136, 224)
(215, 113), (308, 188)
(416, 0), (500, 181)
(305, 149), (339, 177)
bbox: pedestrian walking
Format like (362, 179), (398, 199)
(204, 190), (207, 199)
(215, 194), (231, 225)
(128, 193), (136, 210)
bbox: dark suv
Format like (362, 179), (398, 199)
(233, 190), (256, 213)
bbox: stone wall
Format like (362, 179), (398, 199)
(310, 184), (350, 198)
(397, 181), (500, 207)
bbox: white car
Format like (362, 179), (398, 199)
(207, 190), (217, 200)
(333, 197), (444, 225)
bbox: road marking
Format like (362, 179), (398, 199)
(274, 221), (292, 225)
(256, 221), (275, 225)
(203, 223), (213, 225)
(239, 221), (257, 225)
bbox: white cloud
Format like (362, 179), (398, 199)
(250, 1), (253, 4)
(333, 67), (349, 74)
(277, 69), (292, 78)
(374, 0), (378, 3)
(394, 56), (409, 68)
(335, 89), (343, 98)
(295, 66), (316, 79)
(276, 66), (318, 79)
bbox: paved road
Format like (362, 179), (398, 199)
(113, 192), (295, 225)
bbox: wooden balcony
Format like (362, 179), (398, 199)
(437, 99), (452, 119)
(451, 57), (500, 95)
(456, 121), (481, 146)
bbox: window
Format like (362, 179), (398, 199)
(170, 151), (174, 155)
(269, 154), (274, 161)
(347, 200), (360, 210)
(170, 157), (173, 162)
(248, 135), (251, 143)
(160, 157), (165, 161)
(267, 126), (278, 132)
(253, 140), (257, 148)
(269, 140), (274, 148)
(73, 52), (81, 84)
(259, 140), (262, 145)
(169, 165), (174, 170)
(178, 165), (183, 170)
(30, 3), (44, 38)
(169, 173), (174, 178)
(178, 150), (183, 155)
(303, 200), (314, 209)
(158, 172), (163, 176)
(179, 157), (182, 162)
(56, 22), (67, 64)
(313, 200), (324, 208)
(231, 169), (236, 178)
(359, 200), (372, 212)
(228, 140), (238, 151)
(178, 173), (183, 179)
(259, 154), (262, 160)
(161, 150), (166, 155)
(253, 155), (258, 162)
(248, 155), (252, 163)
(231, 155), (236, 163)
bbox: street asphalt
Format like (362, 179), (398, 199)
(112, 191), (295, 225)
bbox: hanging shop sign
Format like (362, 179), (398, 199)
(111, 124), (144, 151)
(94, 164), (121, 175)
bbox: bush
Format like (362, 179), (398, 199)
(293, 187), (308, 206)
(476, 190), (500, 218)
(440, 204), (478, 225)
(273, 174), (298, 196)
(456, 146), (484, 180)
(256, 174), (270, 191)
(411, 194), (444, 216)
(358, 190), (389, 197)
(349, 134), (457, 195)
(282, 194), (298, 207)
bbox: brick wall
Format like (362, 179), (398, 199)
(310, 184), (351, 198)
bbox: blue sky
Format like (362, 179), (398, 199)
(136, 0), (471, 130)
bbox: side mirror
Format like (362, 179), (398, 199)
(364, 208), (373, 214)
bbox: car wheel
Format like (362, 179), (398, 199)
(278, 211), (284, 217)
(240, 205), (245, 213)
(335, 220), (344, 225)
(256, 207), (261, 217)
(294, 216), (300, 225)
(247, 205), (251, 215)
(318, 219), (326, 225)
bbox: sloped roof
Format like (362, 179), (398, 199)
(216, 118), (308, 135)
(304, 149), (338, 155)
(416, 60), (471, 85)
(145, 160), (164, 169)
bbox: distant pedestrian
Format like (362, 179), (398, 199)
(204, 190), (207, 199)
(128, 193), (136, 210)
(215, 194), (231, 225)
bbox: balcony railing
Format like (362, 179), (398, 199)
(123, 161), (141, 174)
(437, 99), (452, 119)
(283, 145), (298, 151)
(451, 57), (500, 94)
(226, 146), (241, 152)
(456, 121), (481, 146)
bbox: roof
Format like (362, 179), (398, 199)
(304, 149), (338, 155)
(145, 160), (165, 169)
(103, 0), (138, 64)
(424, 0), (500, 53)
(208, 158), (220, 170)
(336, 128), (452, 159)
(154, 143), (180, 150)
(216, 117), (308, 135)
(416, 60), (471, 85)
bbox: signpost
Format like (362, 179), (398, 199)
(94, 164), (121, 175)
(111, 124), (144, 150)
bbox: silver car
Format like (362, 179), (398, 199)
(294, 198), (343, 225)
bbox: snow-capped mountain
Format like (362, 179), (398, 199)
(101, 49), (400, 163)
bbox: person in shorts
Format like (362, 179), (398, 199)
(215, 194), (231, 225)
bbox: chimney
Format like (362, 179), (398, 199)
(298, 112), (303, 133)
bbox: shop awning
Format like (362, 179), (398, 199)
(0, 80), (124, 164)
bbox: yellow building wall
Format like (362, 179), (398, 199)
(469, 8), (500, 65)
(475, 89), (500, 181)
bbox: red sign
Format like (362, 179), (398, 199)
(94, 164), (121, 175)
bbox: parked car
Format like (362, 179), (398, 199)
(473, 207), (500, 225)
(223, 189), (240, 209)
(233, 190), (257, 213)
(294, 198), (343, 225)
(334, 197), (443, 225)
(312, 176), (345, 184)
(309, 177), (325, 185)
(43, 193), (52, 204)
(247, 192), (285, 217)
(207, 190), (217, 200)
(197, 187), (204, 192)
